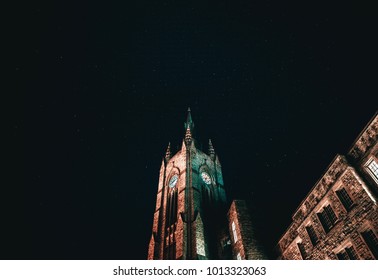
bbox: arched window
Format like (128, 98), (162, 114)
(166, 190), (178, 227)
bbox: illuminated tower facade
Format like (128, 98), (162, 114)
(147, 108), (228, 259)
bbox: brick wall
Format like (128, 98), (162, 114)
(228, 200), (266, 259)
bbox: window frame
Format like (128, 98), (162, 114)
(335, 187), (354, 211)
(361, 229), (378, 259)
(336, 245), (359, 260)
(297, 242), (307, 260)
(365, 157), (378, 185)
(345, 246), (359, 260)
(316, 204), (338, 233)
(305, 224), (319, 246)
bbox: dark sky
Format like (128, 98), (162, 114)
(16, 2), (377, 259)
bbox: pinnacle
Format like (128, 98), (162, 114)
(208, 139), (215, 157)
(184, 107), (194, 132)
(165, 142), (171, 160)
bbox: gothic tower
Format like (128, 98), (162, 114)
(148, 108), (229, 259)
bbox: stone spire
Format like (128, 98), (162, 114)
(208, 139), (215, 160)
(184, 107), (194, 145)
(184, 107), (194, 131)
(165, 142), (171, 162)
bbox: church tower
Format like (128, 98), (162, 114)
(148, 108), (229, 259)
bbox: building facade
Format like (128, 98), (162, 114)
(278, 112), (378, 259)
(228, 200), (267, 260)
(148, 109), (266, 260)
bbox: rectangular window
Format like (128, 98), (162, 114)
(367, 159), (378, 181)
(305, 225), (319, 246)
(336, 251), (348, 260)
(362, 230), (378, 259)
(317, 204), (337, 233)
(336, 188), (354, 211)
(297, 242), (307, 259)
(232, 221), (238, 243)
(345, 246), (359, 260)
(337, 246), (359, 260)
(324, 205), (337, 223)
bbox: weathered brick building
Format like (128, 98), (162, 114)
(278, 112), (378, 259)
(148, 109), (266, 260)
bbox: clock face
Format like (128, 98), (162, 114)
(201, 172), (211, 185)
(169, 174), (178, 188)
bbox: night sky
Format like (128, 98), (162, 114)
(16, 2), (377, 259)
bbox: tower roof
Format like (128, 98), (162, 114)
(184, 107), (194, 131)
(184, 108), (195, 145)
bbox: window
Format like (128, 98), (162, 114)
(297, 242), (307, 259)
(232, 221), (238, 243)
(362, 229), (378, 259)
(166, 190), (178, 226)
(336, 246), (359, 260)
(336, 251), (348, 260)
(345, 246), (359, 259)
(305, 225), (319, 246)
(336, 188), (354, 211)
(317, 204), (337, 233)
(367, 159), (378, 180)
(237, 252), (242, 260)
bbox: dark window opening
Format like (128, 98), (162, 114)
(345, 246), (359, 260)
(336, 251), (348, 260)
(317, 204), (337, 233)
(305, 225), (319, 246)
(337, 246), (359, 260)
(297, 242), (307, 259)
(362, 230), (378, 259)
(336, 188), (354, 211)
(166, 190), (178, 227)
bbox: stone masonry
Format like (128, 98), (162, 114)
(278, 112), (378, 260)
